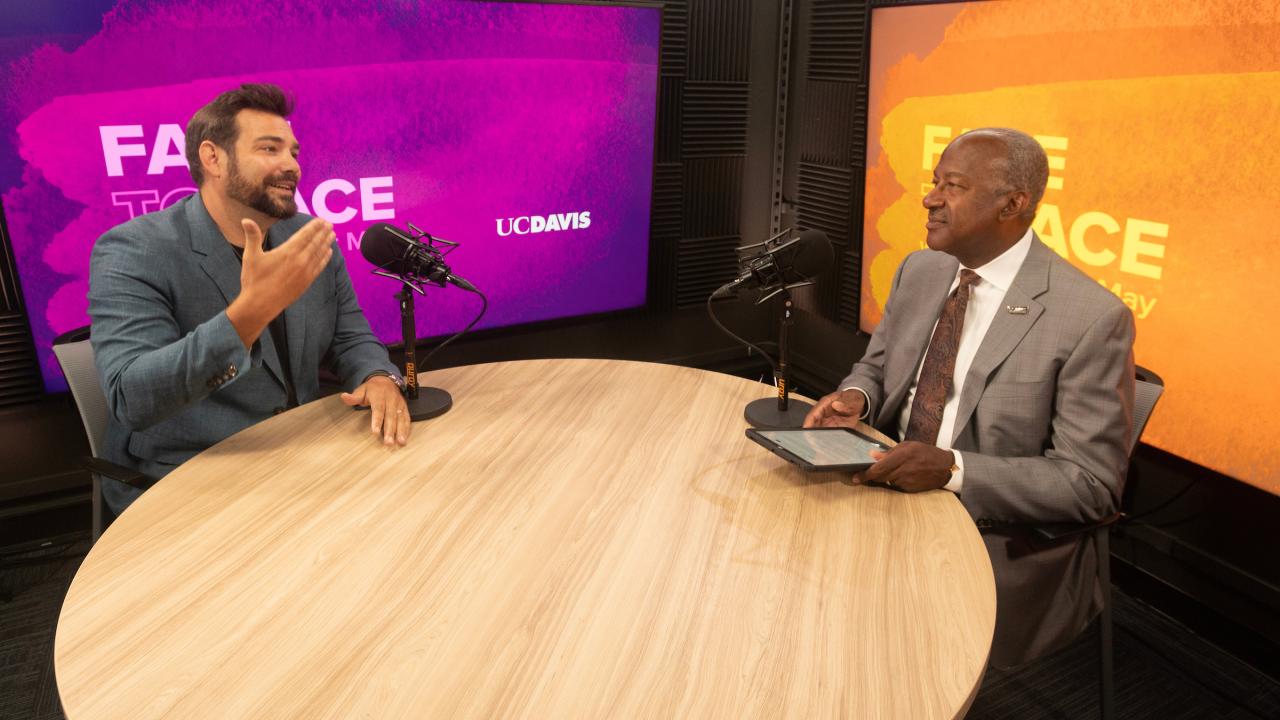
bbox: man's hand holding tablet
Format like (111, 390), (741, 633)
(795, 389), (953, 492)
(862, 441), (957, 492)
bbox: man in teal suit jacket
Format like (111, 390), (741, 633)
(89, 84), (412, 515)
(807, 128), (1135, 667)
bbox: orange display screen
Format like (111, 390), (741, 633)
(862, 0), (1280, 493)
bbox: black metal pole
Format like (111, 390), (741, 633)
(776, 295), (793, 411)
(743, 288), (812, 429)
(399, 286), (419, 400)
(395, 286), (452, 421)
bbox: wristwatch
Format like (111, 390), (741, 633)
(364, 370), (405, 390)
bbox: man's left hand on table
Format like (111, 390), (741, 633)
(341, 375), (412, 447)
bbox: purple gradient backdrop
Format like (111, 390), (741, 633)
(0, 0), (660, 392)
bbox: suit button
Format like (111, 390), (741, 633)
(228, 365), (237, 377)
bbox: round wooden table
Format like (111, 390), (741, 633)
(56, 359), (994, 719)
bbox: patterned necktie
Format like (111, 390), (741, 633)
(904, 269), (981, 445)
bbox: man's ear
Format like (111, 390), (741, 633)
(1001, 190), (1032, 221)
(199, 140), (225, 182)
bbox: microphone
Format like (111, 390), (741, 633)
(713, 229), (833, 299)
(705, 227), (833, 429)
(357, 221), (488, 423)
(361, 222), (476, 292)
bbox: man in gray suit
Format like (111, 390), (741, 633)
(805, 128), (1135, 667)
(89, 83), (412, 515)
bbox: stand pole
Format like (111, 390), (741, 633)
(397, 286), (451, 421)
(745, 292), (812, 429)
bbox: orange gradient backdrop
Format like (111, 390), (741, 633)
(862, 0), (1280, 493)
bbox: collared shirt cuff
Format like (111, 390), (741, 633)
(837, 386), (872, 420)
(944, 449), (964, 494)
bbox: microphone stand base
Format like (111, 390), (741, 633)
(406, 387), (452, 422)
(744, 397), (813, 429)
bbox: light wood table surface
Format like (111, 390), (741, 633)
(56, 358), (995, 719)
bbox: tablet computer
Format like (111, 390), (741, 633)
(746, 427), (889, 472)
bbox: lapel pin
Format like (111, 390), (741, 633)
(1006, 305), (1029, 315)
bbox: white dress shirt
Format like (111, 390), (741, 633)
(848, 228), (1034, 494)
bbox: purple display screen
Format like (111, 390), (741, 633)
(0, 0), (660, 392)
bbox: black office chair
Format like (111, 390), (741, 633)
(51, 326), (149, 540)
(1032, 365), (1164, 720)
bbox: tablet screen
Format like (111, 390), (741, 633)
(754, 429), (886, 467)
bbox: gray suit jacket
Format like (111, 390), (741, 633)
(88, 194), (398, 512)
(843, 236), (1135, 667)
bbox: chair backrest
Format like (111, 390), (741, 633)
(52, 326), (109, 458)
(1130, 365), (1164, 456)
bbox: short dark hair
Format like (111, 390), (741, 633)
(185, 83), (294, 185)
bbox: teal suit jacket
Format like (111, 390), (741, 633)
(88, 194), (398, 512)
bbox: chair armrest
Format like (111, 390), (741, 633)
(80, 457), (151, 488)
(1030, 512), (1124, 543)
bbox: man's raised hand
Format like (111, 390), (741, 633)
(227, 218), (334, 348)
(239, 218), (333, 313)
